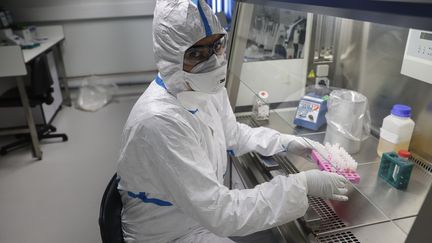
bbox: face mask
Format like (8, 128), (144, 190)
(184, 54), (227, 93)
(190, 54), (226, 73)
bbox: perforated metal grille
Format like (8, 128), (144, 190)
(236, 115), (258, 127)
(317, 231), (361, 243)
(410, 154), (432, 176)
(274, 155), (299, 173)
(308, 196), (347, 233)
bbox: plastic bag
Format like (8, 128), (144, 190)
(76, 75), (118, 112)
(324, 89), (371, 154)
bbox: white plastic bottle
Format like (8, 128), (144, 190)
(377, 104), (415, 157)
(252, 90), (270, 121)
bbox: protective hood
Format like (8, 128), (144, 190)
(153, 0), (227, 94)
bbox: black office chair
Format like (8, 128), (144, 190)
(99, 174), (125, 243)
(0, 53), (68, 155)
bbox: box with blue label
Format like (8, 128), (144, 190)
(293, 94), (328, 131)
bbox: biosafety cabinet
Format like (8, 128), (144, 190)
(225, 0), (432, 242)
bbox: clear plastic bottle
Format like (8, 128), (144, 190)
(377, 104), (415, 157)
(252, 90), (269, 121)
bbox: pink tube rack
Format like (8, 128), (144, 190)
(311, 150), (361, 184)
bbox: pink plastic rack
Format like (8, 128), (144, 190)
(311, 150), (361, 184)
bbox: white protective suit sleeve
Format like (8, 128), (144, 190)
(138, 114), (309, 237)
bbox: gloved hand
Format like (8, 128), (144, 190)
(281, 135), (320, 157)
(302, 169), (349, 201)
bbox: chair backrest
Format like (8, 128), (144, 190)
(99, 174), (125, 243)
(30, 53), (54, 104)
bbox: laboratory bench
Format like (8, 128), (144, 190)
(231, 108), (432, 243)
(0, 25), (70, 159)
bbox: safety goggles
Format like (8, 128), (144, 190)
(183, 35), (227, 67)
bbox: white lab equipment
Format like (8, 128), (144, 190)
(286, 18), (304, 42)
(0, 28), (38, 48)
(0, 11), (8, 27)
(263, 21), (277, 50)
(293, 28), (300, 44)
(0, 28), (23, 45)
(252, 90), (270, 122)
(315, 64), (330, 86)
(316, 64), (329, 77)
(271, 24), (286, 56)
(377, 104), (415, 157)
(401, 29), (432, 84)
(13, 27), (34, 42)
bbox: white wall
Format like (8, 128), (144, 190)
(60, 17), (156, 77)
(3, 0), (157, 81)
(2, 0), (155, 22)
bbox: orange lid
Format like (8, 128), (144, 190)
(398, 150), (411, 158)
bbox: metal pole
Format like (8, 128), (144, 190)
(55, 42), (71, 106)
(16, 76), (42, 159)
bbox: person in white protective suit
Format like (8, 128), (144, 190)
(116, 0), (349, 242)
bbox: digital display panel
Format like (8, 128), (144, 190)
(420, 32), (432, 41)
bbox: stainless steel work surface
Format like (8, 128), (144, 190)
(322, 188), (390, 232)
(394, 217), (416, 234)
(350, 136), (380, 165)
(316, 222), (407, 243)
(355, 162), (432, 220)
(235, 113), (431, 241)
(349, 222), (407, 243)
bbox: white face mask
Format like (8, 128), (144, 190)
(190, 54), (226, 73)
(184, 54), (227, 94)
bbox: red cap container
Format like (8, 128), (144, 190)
(398, 150), (411, 158)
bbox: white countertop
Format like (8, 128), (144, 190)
(0, 46), (27, 77)
(23, 25), (64, 63)
(0, 25), (64, 78)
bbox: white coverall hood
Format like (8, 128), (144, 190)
(153, 0), (227, 95)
